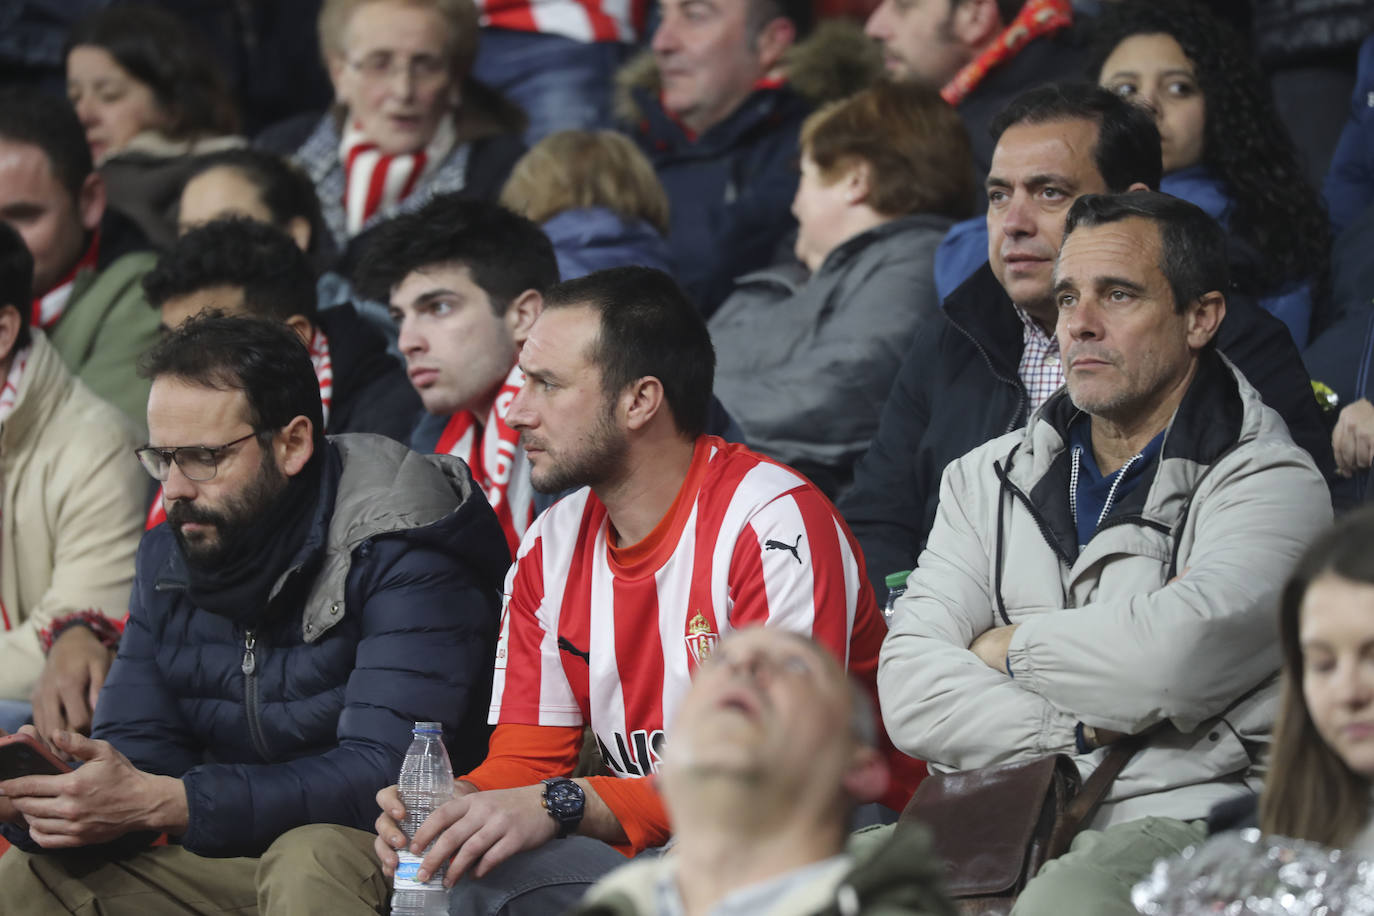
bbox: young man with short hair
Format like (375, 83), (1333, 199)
(357, 195), (560, 557)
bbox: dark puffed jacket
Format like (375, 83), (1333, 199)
(5, 435), (509, 858)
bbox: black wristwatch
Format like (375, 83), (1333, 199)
(541, 777), (585, 838)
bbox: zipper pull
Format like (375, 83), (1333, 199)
(241, 630), (256, 676)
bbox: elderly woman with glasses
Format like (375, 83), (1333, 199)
(260, 0), (526, 269)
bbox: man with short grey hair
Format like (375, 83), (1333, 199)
(879, 191), (1331, 915)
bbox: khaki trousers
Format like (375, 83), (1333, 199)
(1011, 816), (1209, 916)
(0, 824), (386, 916)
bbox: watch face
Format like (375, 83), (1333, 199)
(546, 781), (584, 817)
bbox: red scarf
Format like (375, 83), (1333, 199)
(31, 233), (100, 331)
(0, 347), (29, 630)
(942, 0), (1073, 106)
(435, 364), (531, 556)
(146, 326), (334, 530)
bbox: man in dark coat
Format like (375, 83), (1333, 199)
(840, 84), (1334, 598)
(0, 314), (507, 912)
(621, 0), (813, 315)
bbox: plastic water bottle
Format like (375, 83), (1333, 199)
(883, 570), (911, 624)
(391, 722), (455, 916)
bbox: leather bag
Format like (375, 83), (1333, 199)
(898, 739), (1142, 916)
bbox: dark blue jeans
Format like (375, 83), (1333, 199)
(448, 836), (659, 915)
(472, 29), (631, 145)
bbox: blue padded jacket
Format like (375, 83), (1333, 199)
(5, 434), (509, 858)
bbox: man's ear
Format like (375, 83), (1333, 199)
(754, 17), (796, 75)
(622, 376), (666, 432)
(284, 216), (313, 253)
(950, 0), (1002, 51)
(276, 415), (316, 477)
(1186, 290), (1226, 350)
(840, 746), (890, 806)
(0, 304), (21, 364)
(77, 172), (106, 234)
(1126, 181), (1151, 193)
(283, 314), (315, 346)
(505, 289), (544, 345)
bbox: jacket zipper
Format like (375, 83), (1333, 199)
(241, 629), (272, 761)
(994, 457), (1071, 565)
(947, 317), (1029, 434)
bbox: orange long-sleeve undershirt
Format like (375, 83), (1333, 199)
(461, 723), (671, 855)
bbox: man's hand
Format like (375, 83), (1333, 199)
(970, 624), (1019, 673)
(1334, 398), (1374, 477)
(0, 727), (21, 825)
(378, 784), (559, 887)
(0, 729), (187, 847)
(32, 626), (115, 742)
(374, 779), (479, 877)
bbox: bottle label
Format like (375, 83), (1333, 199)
(393, 851), (447, 891)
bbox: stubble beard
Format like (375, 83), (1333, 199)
(527, 403), (628, 495)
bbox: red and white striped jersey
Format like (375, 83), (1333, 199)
(489, 436), (898, 785)
(477, 0), (644, 43)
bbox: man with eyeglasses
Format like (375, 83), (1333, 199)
(0, 222), (143, 739)
(0, 313), (510, 913)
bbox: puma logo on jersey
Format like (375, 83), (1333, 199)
(558, 636), (590, 664)
(764, 535), (802, 564)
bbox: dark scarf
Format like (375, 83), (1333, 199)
(182, 454), (325, 627)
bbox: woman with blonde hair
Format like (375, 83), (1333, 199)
(259, 0), (525, 267)
(500, 129), (673, 280)
(708, 79), (972, 497)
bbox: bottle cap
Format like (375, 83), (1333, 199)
(412, 721), (443, 733)
(884, 571), (911, 589)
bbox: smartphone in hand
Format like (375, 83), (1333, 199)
(0, 733), (72, 779)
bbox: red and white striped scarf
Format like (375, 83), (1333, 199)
(309, 324), (333, 430)
(340, 116), (456, 236)
(146, 326), (335, 530)
(435, 364), (531, 556)
(0, 346), (30, 630)
(31, 233), (100, 331)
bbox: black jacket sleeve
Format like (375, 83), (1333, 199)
(838, 322), (942, 599)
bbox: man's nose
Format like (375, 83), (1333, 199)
(506, 382), (535, 430)
(864, 1), (892, 39)
(651, 15), (681, 54)
(1062, 297), (1103, 341)
(160, 460), (198, 502)
(1001, 193), (1035, 238)
(397, 317), (423, 356)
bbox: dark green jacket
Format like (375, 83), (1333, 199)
(574, 824), (955, 916)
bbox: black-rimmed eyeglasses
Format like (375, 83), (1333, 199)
(135, 432), (259, 482)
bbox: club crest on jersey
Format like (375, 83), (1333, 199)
(685, 611), (718, 666)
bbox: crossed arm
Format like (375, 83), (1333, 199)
(879, 443), (1330, 769)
